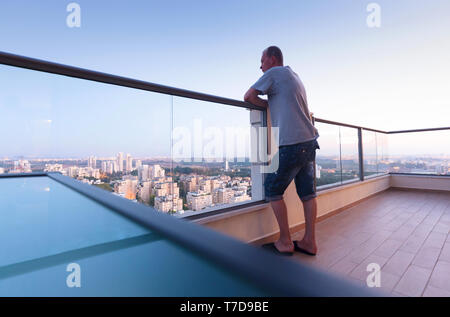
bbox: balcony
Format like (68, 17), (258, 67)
(1, 51), (449, 297)
(292, 187), (450, 297)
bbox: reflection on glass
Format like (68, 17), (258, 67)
(387, 130), (449, 175)
(0, 64), (264, 218)
(362, 130), (389, 177)
(171, 96), (264, 217)
(339, 126), (360, 183)
(314, 122), (342, 188)
(0, 64), (173, 212)
(362, 130), (378, 177)
(376, 132), (390, 173)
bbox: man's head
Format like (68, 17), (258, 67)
(260, 46), (284, 72)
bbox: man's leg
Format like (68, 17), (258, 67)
(294, 152), (319, 254)
(296, 197), (318, 254)
(270, 199), (294, 253)
(264, 145), (302, 253)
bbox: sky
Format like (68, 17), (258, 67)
(0, 0), (449, 158)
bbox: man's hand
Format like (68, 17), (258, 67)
(244, 88), (268, 109)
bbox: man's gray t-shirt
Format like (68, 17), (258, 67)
(251, 66), (319, 146)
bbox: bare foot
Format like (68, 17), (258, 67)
(274, 239), (294, 253)
(294, 239), (317, 255)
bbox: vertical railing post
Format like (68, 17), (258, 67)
(250, 109), (266, 202)
(358, 128), (364, 181)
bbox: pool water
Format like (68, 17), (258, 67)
(0, 176), (269, 296)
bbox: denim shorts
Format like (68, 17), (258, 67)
(264, 139), (319, 202)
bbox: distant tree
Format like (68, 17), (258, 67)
(149, 194), (156, 206)
(92, 183), (113, 192)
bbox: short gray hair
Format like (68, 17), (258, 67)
(264, 46), (283, 64)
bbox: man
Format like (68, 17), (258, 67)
(244, 46), (320, 256)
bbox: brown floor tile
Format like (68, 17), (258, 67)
(289, 189), (450, 297)
(438, 242), (450, 263)
(382, 250), (415, 276)
(422, 285), (450, 297)
(349, 254), (388, 281)
(412, 247), (441, 269)
(432, 222), (450, 235)
(428, 261), (450, 292)
(399, 233), (428, 254)
(373, 239), (403, 259)
(394, 265), (432, 297)
(422, 232), (447, 249)
(345, 231), (373, 248)
(379, 271), (402, 293)
(389, 225), (415, 242)
(328, 257), (359, 276)
(390, 291), (406, 297)
(412, 223), (434, 238)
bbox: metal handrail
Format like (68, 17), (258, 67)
(313, 118), (388, 134)
(387, 127), (450, 134)
(0, 51), (258, 110)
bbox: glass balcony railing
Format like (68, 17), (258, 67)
(314, 122), (360, 189)
(362, 129), (390, 178)
(0, 52), (267, 220)
(312, 118), (449, 192)
(387, 129), (450, 175)
(0, 51), (449, 220)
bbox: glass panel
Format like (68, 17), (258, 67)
(171, 97), (264, 217)
(387, 130), (450, 175)
(339, 126), (360, 183)
(0, 64), (172, 210)
(362, 130), (378, 178)
(376, 132), (390, 174)
(315, 122), (342, 188)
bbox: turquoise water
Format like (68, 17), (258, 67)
(0, 176), (150, 267)
(0, 176), (268, 296)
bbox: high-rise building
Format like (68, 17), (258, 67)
(154, 195), (183, 213)
(88, 156), (97, 169)
(101, 161), (107, 173)
(138, 165), (150, 181)
(213, 188), (234, 205)
(115, 179), (138, 200)
(210, 179), (221, 191)
(187, 191), (213, 211)
(117, 152), (124, 172)
(11, 160), (32, 173)
(126, 154), (132, 172)
(230, 193), (251, 204)
(151, 164), (165, 178)
(137, 181), (152, 204)
(68, 166), (78, 178)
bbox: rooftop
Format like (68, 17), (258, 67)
(289, 188), (450, 297)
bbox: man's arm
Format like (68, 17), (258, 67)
(244, 88), (268, 109)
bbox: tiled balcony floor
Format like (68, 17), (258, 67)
(291, 188), (450, 297)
